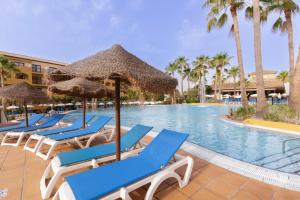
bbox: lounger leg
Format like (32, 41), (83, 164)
(24, 135), (45, 153)
(145, 171), (182, 200)
(40, 163), (63, 199)
(120, 188), (132, 200)
(53, 182), (76, 200)
(36, 140), (59, 160)
(145, 156), (194, 200)
(1, 132), (26, 147)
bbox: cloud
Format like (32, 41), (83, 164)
(109, 15), (121, 29)
(177, 19), (205, 53)
(91, 0), (113, 11)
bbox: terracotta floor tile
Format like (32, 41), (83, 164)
(205, 179), (240, 199)
(215, 172), (248, 187)
(199, 164), (227, 178)
(191, 172), (214, 187)
(241, 179), (276, 199)
(273, 188), (300, 200)
(191, 188), (225, 200)
(177, 181), (202, 197)
(232, 190), (260, 200)
(155, 186), (188, 200)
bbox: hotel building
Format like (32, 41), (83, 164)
(0, 51), (67, 89)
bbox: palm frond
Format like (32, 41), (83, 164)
(207, 17), (217, 32)
(217, 13), (228, 28)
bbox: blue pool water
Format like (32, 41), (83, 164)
(65, 105), (300, 174)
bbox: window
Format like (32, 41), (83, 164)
(14, 62), (24, 67)
(32, 75), (42, 84)
(47, 67), (57, 73)
(15, 73), (28, 80)
(32, 64), (41, 72)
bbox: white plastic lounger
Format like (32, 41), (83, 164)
(36, 116), (112, 160)
(1, 114), (64, 147)
(0, 114), (44, 133)
(40, 124), (153, 199)
(24, 114), (95, 153)
(53, 129), (193, 200)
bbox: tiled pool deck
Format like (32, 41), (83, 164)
(0, 135), (300, 200)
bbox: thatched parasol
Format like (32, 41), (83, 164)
(0, 82), (49, 127)
(48, 77), (112, 128)
(50, 44), (178, 160)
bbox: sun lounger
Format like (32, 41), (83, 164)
(24, 114), (95, 153)
(40, 124), (153, 199)
(1, 114), (64, 147)
(0, 114), (44, 133)
(53, 129), (193, 200)
(36, 116), (112, 160)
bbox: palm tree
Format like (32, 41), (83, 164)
(165, 62), (177, 77)
(227, 66), (239, 95)
(253, 0), (267, 116)
(166, 62), (178, 103)
(213, 53), (231, 100)
(183, 66), (191, 91)
(0, 56), (19, 88)
(175, 56), (189, 95)
(0, 55), (20, 105)
(277, 70), (289, 85)
(204, 0), (248, 107)
(192, 55), (209, 103)
(290, 47), (300, 112)
(264, 0), (299, 109)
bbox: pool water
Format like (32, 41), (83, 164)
(66, 105), (300, 174)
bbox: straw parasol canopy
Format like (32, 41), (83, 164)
(50, 44), (178, 160)
(48, 77), (113, 128)
(48, 77), (112, 98)
(0, 82), (49, 127)
(50, 44), (177, 93)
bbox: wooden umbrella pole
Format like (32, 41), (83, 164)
(115, 77), (121, 161)
(24, 101), (29, 127)
(82, 97), (86, 128)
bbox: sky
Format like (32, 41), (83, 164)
(1, 0), (300, 88)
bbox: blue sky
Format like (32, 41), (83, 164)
(1, 0), (300, 86)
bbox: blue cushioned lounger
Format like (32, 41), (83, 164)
(58, 124), (153, 166)
(48, 116), (111, 141)
(1, 114), (64, 147)
(40, 124), (153, 199)
(0, 114), (44, 132)
(24, 114), (95, 153)
(55, 129), (193, 200)
(36, 114), (95, 137)
(14, 114), (65, 132)
(36, 116), (112, 160)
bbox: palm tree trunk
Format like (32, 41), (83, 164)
(233, 76), (237, 95)
(181, 77), (184, 96)
(1, 71), (5, 107)
(198, 77), (202, 103)
(231, 7), (248, 107)
(253, 0), (267, 116)
(289, 47), (300, 112)
(187, 77), (190, 91)
(285, 11), (296, 108)
(202, 75), (206, 103)
(214, 81), (217, 100)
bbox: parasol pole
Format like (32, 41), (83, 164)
(82, 97), (86, 128)
(24, 101), (29, 127)
(115, 77), (121, 161)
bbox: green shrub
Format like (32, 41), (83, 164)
(263, 105), (298, 123)
(230, 106), (255, 120)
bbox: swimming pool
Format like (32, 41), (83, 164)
(65, 105), (300, 174)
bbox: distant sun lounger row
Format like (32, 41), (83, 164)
(0, 113), (193, 200)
